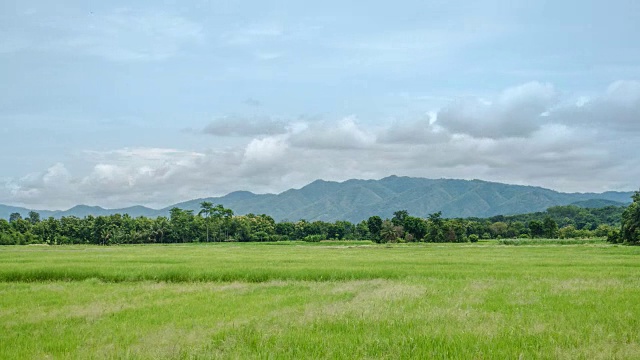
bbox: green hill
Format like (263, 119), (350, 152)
(1, 176), (634, 222)
(158, 176), (634, 222)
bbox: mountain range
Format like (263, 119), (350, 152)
(0, 176), (634, 222)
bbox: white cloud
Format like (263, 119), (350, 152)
(289, 116), (376, 150)
(436, 82), (558, 138)
(1, 81), (638, 209)
(378, 114), (449, 144)
(5, 163), (75, 207)
(243, 136), (288, 164)
(2, 148), (208, 209)
(548, 80), (640, 132)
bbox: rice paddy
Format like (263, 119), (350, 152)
(2, 241), (640, 359)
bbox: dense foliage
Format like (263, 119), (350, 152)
(0, 202), (625, 245)
(607, 190), (640, 244)
(489, 205), (624, 230)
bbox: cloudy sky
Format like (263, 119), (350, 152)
(1, 0), (639, 210)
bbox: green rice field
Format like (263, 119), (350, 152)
(2, 240), (640, 359)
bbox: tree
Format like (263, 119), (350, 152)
(367, 216), (383, 242)
(391, 210), (409, 227)
(27, 211), (40, 225)
(558, 225), (577, 239)
(445, 219), (468, 242)
(169, 208), (195, 243)
(153, 216), (170, 243)
(542, 217), (558, 238)
(620, 190), (640, 244)
(250, 214), (276, 238)
(403, 216), (427, 241)
(594, 224), (613, 238)
(489, 222), (508, 238)
(198, 201), (215, 242)
(275, 222), (295, 239)
(379, 220), (402, 243)
(220, 206), (234, 240)
(328, 221), (351, 240)
(293, 219), (310, 240)
(233, 216), (253, 242)
(507, 221), (527, 238)
(425, 212), (445, 242)
(11, 218), (31, 235)
(528, 220), (544, 238)
(197, 202), (234, 242)
(355, 220), (371, 240)
(9, 212), (22, 223)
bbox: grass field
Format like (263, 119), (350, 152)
(2, 240), (640, 359)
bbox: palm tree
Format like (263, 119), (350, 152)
(198, 202), (214, 242)
(153, 217), (169, 244)
(380, 220), (403, 243)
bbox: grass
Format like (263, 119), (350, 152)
(498, 238), (607, 246)
(1, 241), (640, 359)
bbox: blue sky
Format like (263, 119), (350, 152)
(1, 0), (639, 209)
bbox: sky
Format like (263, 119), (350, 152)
(1, 0), (639, 210)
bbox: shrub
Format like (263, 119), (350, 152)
(468, 234), (479, 243)
(270, 235), (289, 241)
(250, 231), (271, 242)
(0, 233), (19, 245)
(607, 229), (621, 244)
(303, 234), (323, 242)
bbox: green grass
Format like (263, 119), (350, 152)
(498, 238), (608, 246)
(2, 241), (640, 359)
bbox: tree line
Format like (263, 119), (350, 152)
(2, 196), (636, 245)
(607, 190), (640, 245)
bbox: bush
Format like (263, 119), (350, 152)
(269, 235), (289, 242)
(0, 232), (19, 245)
(250, 231), (270, 242)
(468, 234), (479, 243)
(303, 234), (323, 242)
(56, 235), (73, 245)
(372, 236), (385, 244)
(607, 229), (621, 244)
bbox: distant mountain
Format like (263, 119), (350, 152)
(1, 176), (634, 222)
(570, 199), (627, 208)
(0, 204), (33, 221)
(0, 204), (157, 221)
